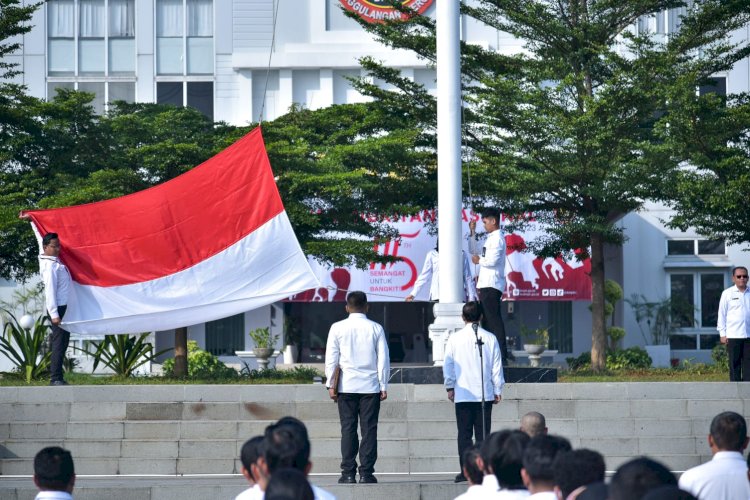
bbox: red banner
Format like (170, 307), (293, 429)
(338, 0), (434, 23)
(290, 209), (592, 302)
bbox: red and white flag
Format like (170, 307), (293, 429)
(23, 127), (319, 334)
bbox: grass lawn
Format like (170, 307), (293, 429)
(558, 368), (728, 382)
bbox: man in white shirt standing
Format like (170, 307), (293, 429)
(718, 266), (750, 381)
(325, 291), (390, 485)
(444, 301), (504, 483)
(39, 232), (72, 386)
(405, 246), (477, 302)
(678, 411), (750, 499)
(470, 208), (509, 363)
(33, 446), (75, 500)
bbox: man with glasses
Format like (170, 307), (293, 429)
(718, 266), (750, 381)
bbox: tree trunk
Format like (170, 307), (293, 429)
(174, 327), (188, 377)
(590, 232), (607, 371)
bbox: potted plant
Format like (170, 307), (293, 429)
(520, 324), (550, 367)
(248, 327), (279, 370)
(282, 316), (302, 364)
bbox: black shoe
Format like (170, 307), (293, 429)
(49, 380), (69, 386)
(359, 475), (377, 484)
(338, 474), (356, 484)
(454, 473), (467, 483)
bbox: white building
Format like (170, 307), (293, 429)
(2, 0), (748, 369)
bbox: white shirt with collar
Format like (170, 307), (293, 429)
(35, 491), (73, 500)
(476, 230), (506, 292)
(482, 473), (500, 492)
(410, 249), (478, 301)
(678, 450), (750, 499)
(718, 286), (750, 339)
(444, 323), (504, 403)
(494, 489), (531, 499)
(525, 492), (557, 500)
(325, 313), (390, 394)
(39, 255), (71, 320)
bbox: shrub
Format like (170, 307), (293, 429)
(566, 347), (652, 371)
(712, 343), (728, 368)
(0, 312), (51, 382)
(162, 341), (237, 379)
(78, 333), (171, 377)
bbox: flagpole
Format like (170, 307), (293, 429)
(429, 0), (465, 366)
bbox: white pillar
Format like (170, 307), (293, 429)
(429, 0), (465, 366)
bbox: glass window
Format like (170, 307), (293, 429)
(700, 273), (724, 328)
(699, 77), (726, 97)
(108, 82), (135, 103)
(187, 37), (213, 74)
(670, 274), (694, 328)
(78, 81), (106, 114)
(205, 313), (244, 356)
(670, 334), (696, 350)
(156, 0), (184, 75)
(157, 82), (183, 106)
(79, 0), (105, 74)
(47, 81), (75, 99)
(667, 240), (694, 255)
(697, 239), (725, 255)
(48, 0), (76, 75)
(187, 81), (213, 120)
(109, 0), (135, 74)
(699, 334), (720, 351)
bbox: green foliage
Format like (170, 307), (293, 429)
(567, 347), (652, 371)
(239, 365), (322, 382)
(712, 343), (728, 368)
(248, 327), (279, 349)
(520, 323), (550, 347)
(0, 311), (51, 382)
(607, 327), (626, 348)
(162, 340), (236, 379)
(77, 333), (171, 377)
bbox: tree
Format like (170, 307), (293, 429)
(348, 0), (750, 370)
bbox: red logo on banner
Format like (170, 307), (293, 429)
(338, 0), (434, 23)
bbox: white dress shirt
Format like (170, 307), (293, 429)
(325, 313), (390, 393)
(35, 492), (73, 500)
(444, 323), (504, 403)
(454, 484), (487, 500)
(410, 249), (478, 301)
(678, 451), (750, 500)
(482, 473), (500, 491)
(526, 492), (557, 500)
(476, 230), (506, 292)
(39, 255), (71, 320)
(235, 483), (336, 500)
(493, 489), (530, 499)
(717, 286), (750, 339)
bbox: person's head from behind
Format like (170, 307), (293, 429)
(641, 486), (697, 500)
(521, 434), (572, 492)
(240, 435), (265, 485)
(520, 411), (547, 438)
(34, 446), (75, 493)
(609, 457), (676, 500)
(483, 429), (530, 489)
(709, 411), (748, 453)
(481, 207), (501, 232)
(462, 445), (484, 486)
(552, 449), (606, 499)
(263, 424), (311, 475)
(462, 301), (483, 324)
(346, 291), (368, 314)
(42, 233), (61, 257)
(264, 467), (314, 500)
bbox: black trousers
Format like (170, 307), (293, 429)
(455, 402), (493, 471)
(337, 392), (381, 476)
(479, 287), (508, 361)
(49, 305), (69, 382)
(727, 338), (750, 381)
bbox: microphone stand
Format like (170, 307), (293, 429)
(472, 322), (487, 442)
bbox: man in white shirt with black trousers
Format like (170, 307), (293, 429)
(470, 207), (510, 364)
(325, 291), (390, 485)
(444, 301), (504, 483)
(717, 266), (750, 381)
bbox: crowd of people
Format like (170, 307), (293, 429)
(31, 410), (750, 500)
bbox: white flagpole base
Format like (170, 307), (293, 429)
(428, 302), (465, 367)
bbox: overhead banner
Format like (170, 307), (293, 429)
(24, 128), (319, 334)
(338, 0), (434, 23)
(290, 209), (592, 302)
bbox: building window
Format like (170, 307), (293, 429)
(47, 81), (136, 114)
(47, 0), (135, 76)
(205, 313), (244, 357)
(156, 81), (213, 120)
(669, 271), (726, 350)
(156, 0), (213, 75)
(666, 239), (726, 256)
